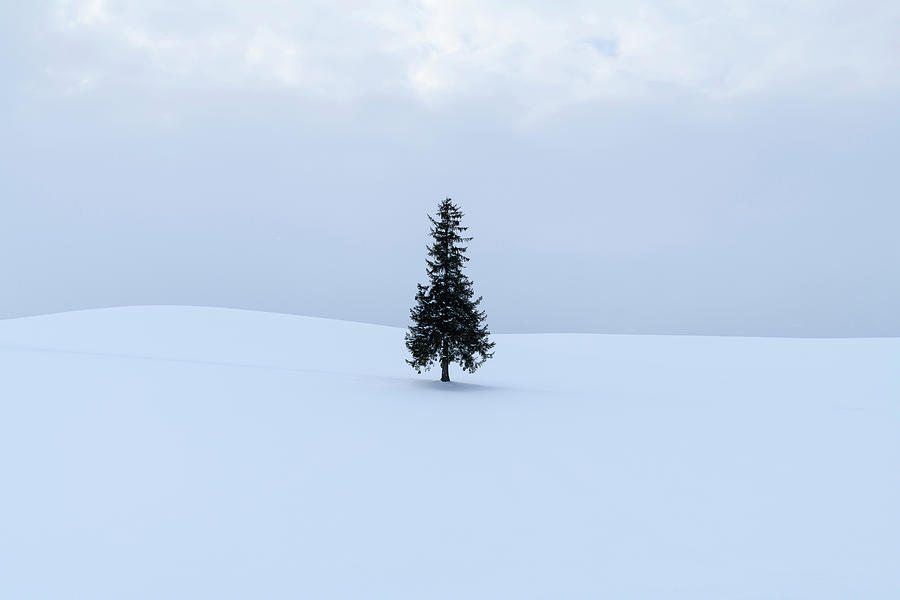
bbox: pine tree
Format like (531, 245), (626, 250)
(406, 198), (495, 382)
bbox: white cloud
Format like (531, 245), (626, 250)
(45, 0), (900, 114)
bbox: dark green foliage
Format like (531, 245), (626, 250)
(406, 198), (495, 382)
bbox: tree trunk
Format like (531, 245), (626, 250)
(440, 358), (450, 382)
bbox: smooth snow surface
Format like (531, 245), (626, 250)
(1, 306), (898, 599)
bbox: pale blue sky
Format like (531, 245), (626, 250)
(3, 1), (899, 335)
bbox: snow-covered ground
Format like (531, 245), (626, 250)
(1, 306), (897, 599)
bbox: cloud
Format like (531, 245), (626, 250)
(36, 0), (900, 116)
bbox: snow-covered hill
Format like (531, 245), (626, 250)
(1, 306), (898, 599)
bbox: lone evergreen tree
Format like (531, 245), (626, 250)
(406, 198), (495, 382)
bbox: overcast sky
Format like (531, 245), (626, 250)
(3, 1), (899, 335)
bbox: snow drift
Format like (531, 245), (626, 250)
(1, 306), (897, 599)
